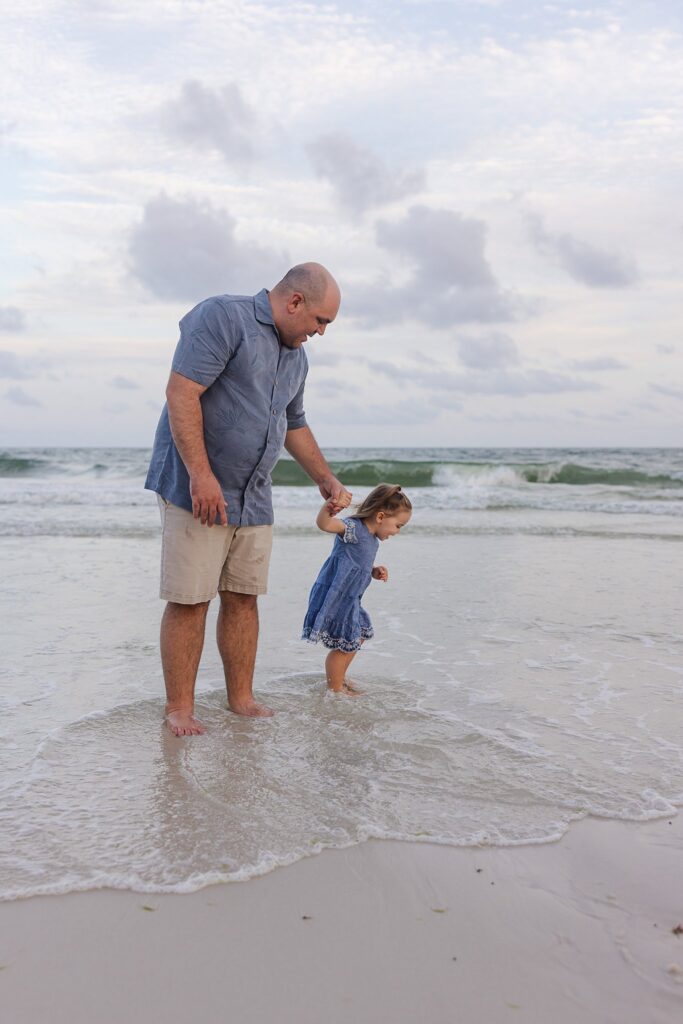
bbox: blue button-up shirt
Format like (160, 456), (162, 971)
(145, 289), (308, 526)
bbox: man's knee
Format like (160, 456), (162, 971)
(219, 590), (258, 612)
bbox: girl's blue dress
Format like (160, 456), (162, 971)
(302, 517), (379, 652)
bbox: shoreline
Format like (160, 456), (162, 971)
(2, 815), (682, 1024)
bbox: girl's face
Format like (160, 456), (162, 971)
(374, 508), (412, 541)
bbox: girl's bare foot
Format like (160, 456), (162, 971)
(326, 680), (363, 696)
(165, 710), (206, 736)
(343, 679), (363, 694)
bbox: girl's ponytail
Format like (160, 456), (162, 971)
(353, 483), (412, 520)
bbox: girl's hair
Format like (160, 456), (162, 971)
(353, 483), (412, 520)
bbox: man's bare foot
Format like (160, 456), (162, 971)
(228, 700), (274, 718)
(165, 710), (206, 736)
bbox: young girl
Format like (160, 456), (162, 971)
(302, 483), (412, 695)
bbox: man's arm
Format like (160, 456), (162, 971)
(166, 371), (228, 526)
(284, 425), (351, 511)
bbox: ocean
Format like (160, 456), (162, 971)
(1, 446), (682, 898)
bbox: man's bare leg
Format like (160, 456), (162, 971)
(217, 591), (273, 717)
(161, 600), (209, 736)
(325, 649), (362, 695)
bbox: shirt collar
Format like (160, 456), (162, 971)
(254, 288), (275, 326)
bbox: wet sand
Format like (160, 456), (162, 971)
(2, 815), (682, 1024)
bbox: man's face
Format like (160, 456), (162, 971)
(278, 288), (340, 349)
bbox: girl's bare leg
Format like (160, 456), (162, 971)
(344, 639), (366, 693)
(325, 649), (360, 694)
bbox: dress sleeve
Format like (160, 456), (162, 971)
(341, 518), (358, 544)
(171, 297), (236, 388)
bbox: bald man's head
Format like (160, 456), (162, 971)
(269, 262), (341, 349)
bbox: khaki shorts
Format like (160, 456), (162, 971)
(157, 497), (273, 604)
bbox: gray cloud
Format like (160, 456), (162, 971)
(0, 307), (26, 332)
(527, 212), (639, 288)
(650, 383), (683, 400)
(367, 358), (600, 396)
(5, 385), (41, 407)
(347, 206), (520, 327)
(656, 344), (675, 355)
(307, 349), (342, 367)
(307, 133), (425, 215)
(636, 401), (659, 411)
(309, 399), (440, 428)
(0, 351), (31, 379)
(111, 375), (140, 390)
(427, 392), (463, 412)
(158, 80), (255, 163)
(457, 332), (520, 369)
(567, 408), (628, 421)
(568, 357), (627, 371)
(129, 194), (288, 302)
(309, 377), (344, 399)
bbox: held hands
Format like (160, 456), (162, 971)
(190, 471), (228, 526)
(372, 565), (389, 583)
(319, 475), (352, 515)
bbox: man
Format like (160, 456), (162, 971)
(145, 262), (351, 736)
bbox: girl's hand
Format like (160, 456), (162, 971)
(372, 565), (389, 582)
(320, 476), (352, 514)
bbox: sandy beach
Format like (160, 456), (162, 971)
(2, 814), (682, 1024)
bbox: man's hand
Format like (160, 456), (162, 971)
(190, 471), (228, 526)
(319, 475), (352, 514)
(372, 566), (389, 582)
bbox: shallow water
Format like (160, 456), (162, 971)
(1, 449), (682, 897)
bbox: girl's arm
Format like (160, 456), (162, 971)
(316, 502), (346, 535)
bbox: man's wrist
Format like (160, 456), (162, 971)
(188, 463), (215, 482)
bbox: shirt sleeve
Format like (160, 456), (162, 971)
(171, 298), (236, 388)
(285, 355), (308, 430)
(341, 518), (358, 544)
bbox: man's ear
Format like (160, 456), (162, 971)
(288, 292), (305, 312)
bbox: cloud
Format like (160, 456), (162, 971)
(308, 377), (344, 399)
(347, 205), (520, 327)
(650, 383), (683, 400)
(307, 398), (440, 428)
(527, 212), (639, 288)
(5, 385), (42, 407)
(457, 332), (520, 369)
(0, 307), (26, 332)
(306, 349), (342, 367)
(307, 133), (425, 215)
(367, 359), (601, 396)
(111, 375), (140, 390)
(567, 357), (627, 371)
(656, 344), (675, 355)
(157, 80), (255, 163)
(129, 194), (289, 302)
(0, 351), (31, 379)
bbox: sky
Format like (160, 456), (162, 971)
(1, 0), (682, 448)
